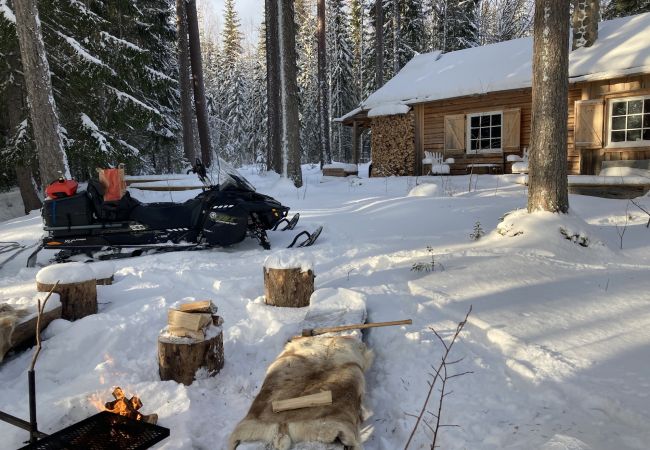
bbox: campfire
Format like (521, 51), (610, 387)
(102, 387), (158, 425)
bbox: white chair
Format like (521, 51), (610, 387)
(511, 147), (529, 174)
(423, 151), (450, 175)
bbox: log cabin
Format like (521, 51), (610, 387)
(337, 12), (650, 177)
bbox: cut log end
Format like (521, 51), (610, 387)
(264, 267), (315, 308)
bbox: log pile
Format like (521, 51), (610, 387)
(370, 112), (415, 177)
(158, 300), (224, 385)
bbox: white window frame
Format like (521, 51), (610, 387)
(466, 111), (503, 154)
(607, 94), (650, 148)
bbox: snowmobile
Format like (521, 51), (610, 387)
(27, 159), (322, 266)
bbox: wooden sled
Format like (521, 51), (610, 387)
(230, 288), (371, 450)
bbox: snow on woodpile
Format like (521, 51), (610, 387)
(367, 103), (411, 118)
(351, 13), (650, 114)
(36, 262), (95, 285)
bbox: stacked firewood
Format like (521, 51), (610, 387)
(166, 301), (221, 340)
(370, 113), (415, 177)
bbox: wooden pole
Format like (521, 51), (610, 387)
(297, 319), (412, 339)
(317, 0), (331, 165)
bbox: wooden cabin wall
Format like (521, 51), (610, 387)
(417, 87), (583, 175)
(370, 113), (415, 177)
(578, 74), (650, 174)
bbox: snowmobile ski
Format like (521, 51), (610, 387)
(272, 213), (300, 231)
(1, 241), (39, 270)
(287, 226), (323, 248)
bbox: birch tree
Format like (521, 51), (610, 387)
(13, 0), (69, 186)
(527, 0), (570, 213)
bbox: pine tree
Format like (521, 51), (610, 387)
(528, 0), (570, 213)
(221, 0), (243, 71)
(327, 0), (355, 161)
(428, 0), (480, 52)
(603, 0), (650, 18)
(295, 0), (321, 163)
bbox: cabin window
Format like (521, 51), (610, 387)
(608, 96), (650, 146)
(467, 111), (503, 153)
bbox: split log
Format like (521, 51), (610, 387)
(36, 263), (97, 321)
(158, 328), (224, 386)
(264, 267), (314, 308)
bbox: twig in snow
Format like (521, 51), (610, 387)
(404, 305), (472, 449)
(615, 201), (630, 250)
(30, 281), (59, 371)
(630, 199), (650, 228)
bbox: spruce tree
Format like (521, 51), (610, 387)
(327, 0), (355, 161)
(603, 0), (650, 18)
(428, 0), (480, 52)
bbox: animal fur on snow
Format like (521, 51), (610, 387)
(229, 336), (373, 450)
(0, 304), (29, 362)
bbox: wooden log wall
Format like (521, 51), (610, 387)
(578, 74), (650, 174)
(370, 113), (415, 177)
(417, 87), (583, 175)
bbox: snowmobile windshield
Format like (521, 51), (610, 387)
(211, 158), (256, 192)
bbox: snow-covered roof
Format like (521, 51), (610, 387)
(347, 13), (650, 119)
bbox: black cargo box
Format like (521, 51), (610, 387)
(43, 193), (94, 228)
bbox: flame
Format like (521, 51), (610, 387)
(88, 392), (106, 412)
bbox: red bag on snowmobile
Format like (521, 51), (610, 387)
(97, 164), (126, 202)
(45, 177), (78, 199)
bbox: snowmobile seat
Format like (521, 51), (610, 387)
(87, 179), (141, 222)
(128, 198), (204, 230)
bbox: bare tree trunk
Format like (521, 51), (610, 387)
(5, 47), (42, 213)
(13, 0), (69, 187)
(317, 0), (332, 165)
(176, 0), (196, 164)
(375, 0), (384, 88)
(265, 0), (282, 173)
(528, 0), (570, 213)
(393, 0), (400, 73)
(277, 0), (302, 187)
(185, 0), (212, 167)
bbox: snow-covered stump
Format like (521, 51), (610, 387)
(263, 251), (314, 308)
(88, 261), (115, 285)
(158, 326), (224, 386)
(36, 263), (97, 321)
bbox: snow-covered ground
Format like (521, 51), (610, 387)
(0, 165), (649, 449)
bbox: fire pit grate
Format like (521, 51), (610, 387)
(18, 411), (170, 450)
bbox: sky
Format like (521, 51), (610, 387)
(206, 0), (264, 38)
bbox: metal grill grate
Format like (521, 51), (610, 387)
(19, 411), (170, 450)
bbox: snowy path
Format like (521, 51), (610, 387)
(0, 168), (649, 449)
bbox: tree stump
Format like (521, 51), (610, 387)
(158, 329), (224, 386)
(36, 263), (97, 321)
(264, 267), (314, 308)
(89, 261), (115, 285)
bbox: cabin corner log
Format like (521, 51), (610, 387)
(36, 280), (97, 321)
(264, 267), (315, 308)
(158, 330), (224, 386)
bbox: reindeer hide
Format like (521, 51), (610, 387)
(229, 336), (373, 450)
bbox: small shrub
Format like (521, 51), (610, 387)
(470, 221), (484, 241)
(411, 246), (442, 272)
